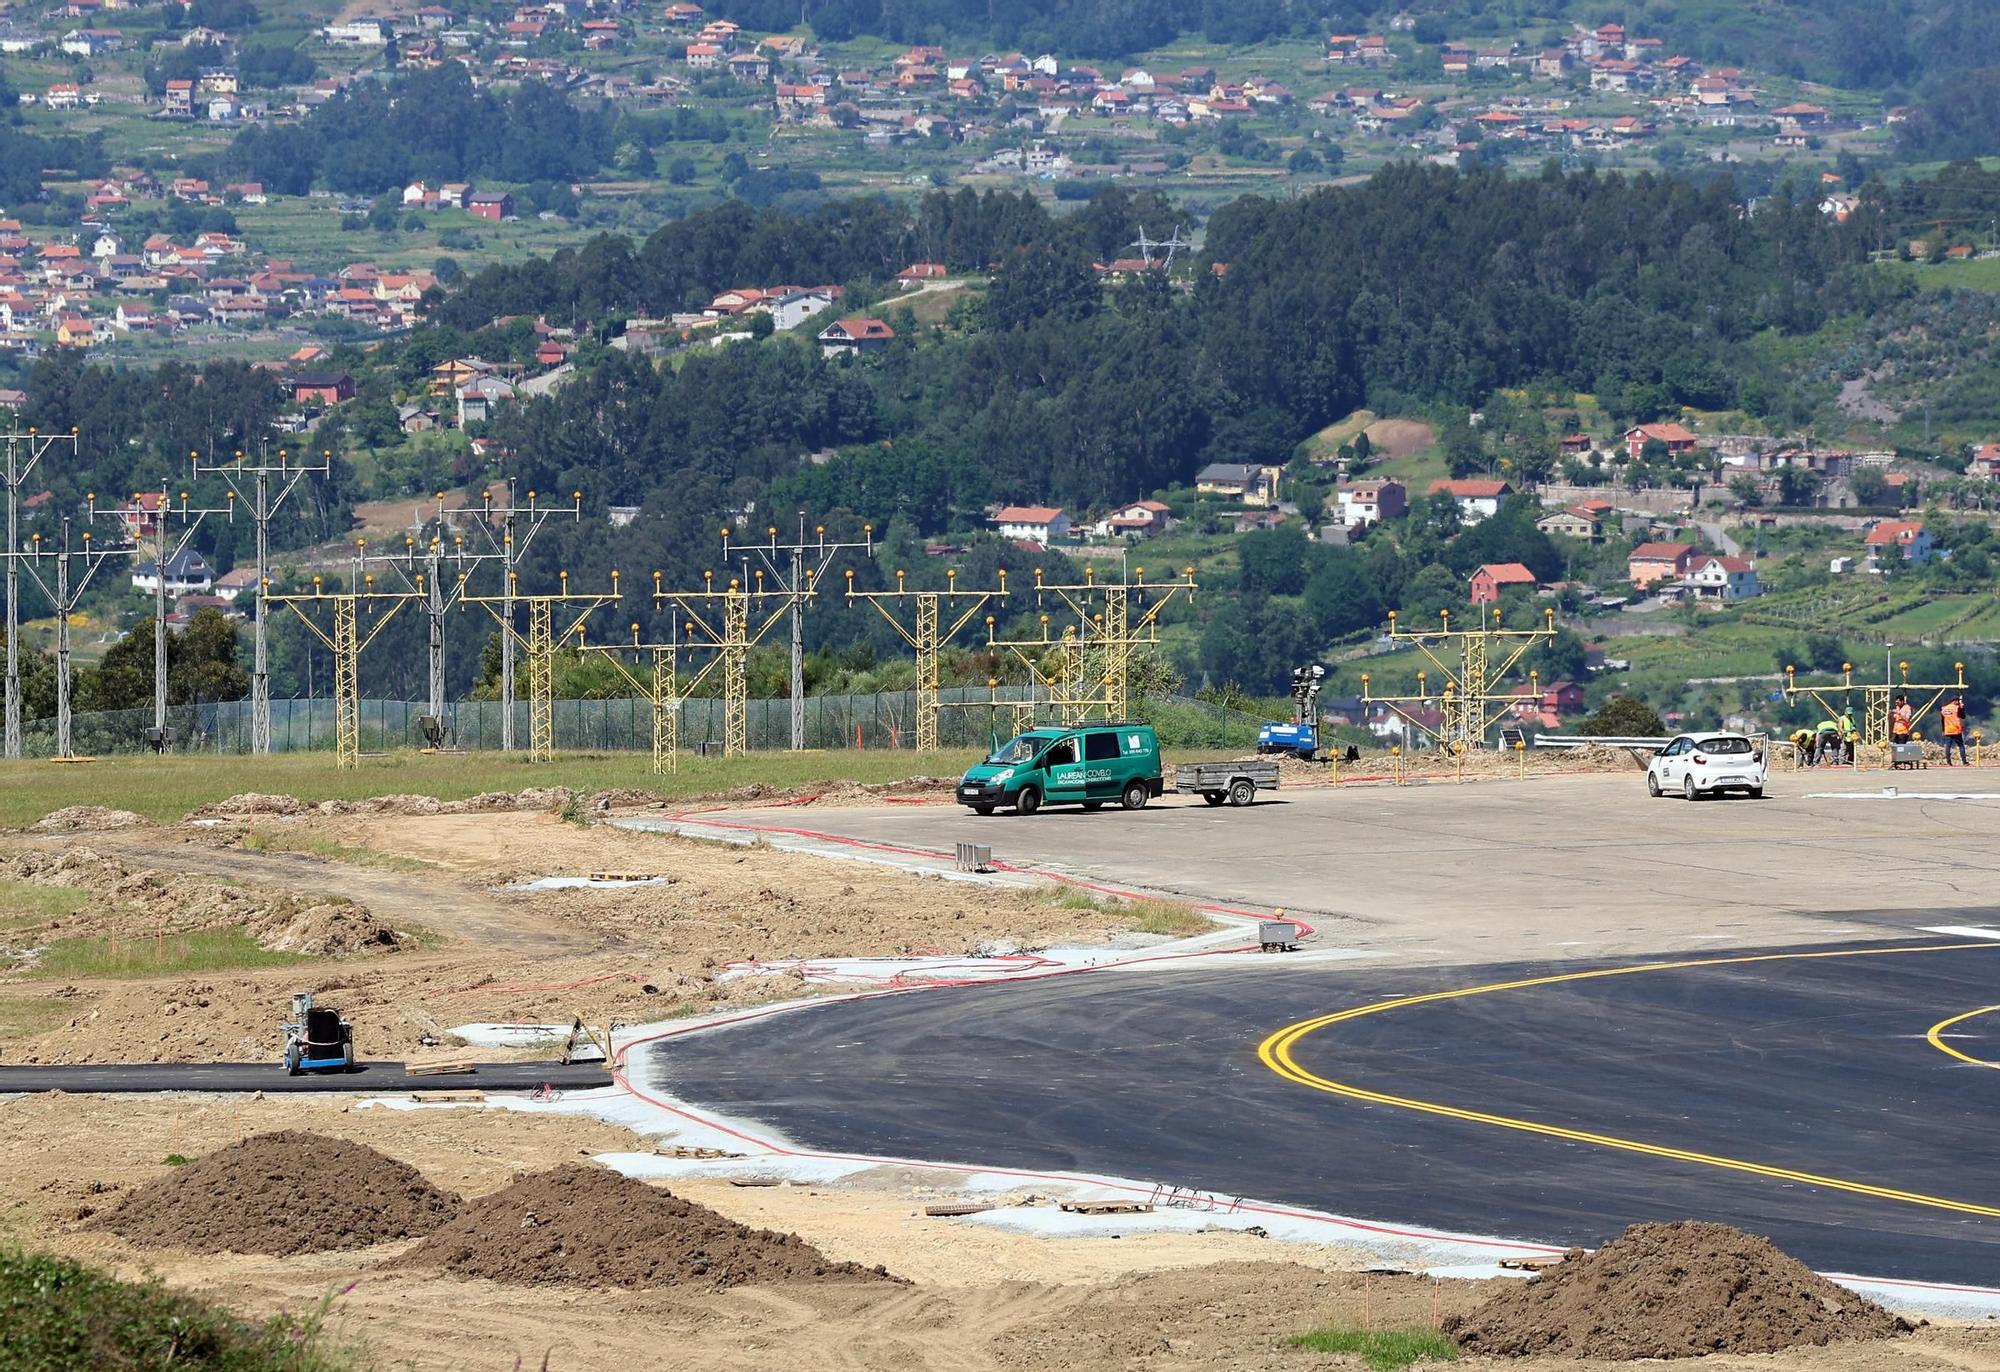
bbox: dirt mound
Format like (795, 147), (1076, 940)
(1444, 1221), (1914, 1359)
(394, 1162), (900, 1289)
(90, 1131), (461, 1255)
(30, 806), (149, 833)
(0, 848), (403, 957)
(187, 793), (308, 819)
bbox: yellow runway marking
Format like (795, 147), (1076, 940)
(1927, 1006), (2000, 1069)
(1259, 942), (2000, 1219)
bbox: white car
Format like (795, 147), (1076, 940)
(1647, 732), (1767, 800)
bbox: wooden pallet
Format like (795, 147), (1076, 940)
(404, 1058), (477, 1076)
(653, 1145), (744, 1160)
(1058, 1198), (1153, 1215)
(411, 1090), (482, 1103)
(923, 1203), (995, 1218)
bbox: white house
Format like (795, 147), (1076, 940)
(456, 374), (516, 425)
(1682, 554), (1763, 602)
(1864, 519), (1933, 572)
(130, 548), (213, 595)
(767, 288), (835, 331)
(989, 505), (1071, 545)
(1102, 499), (1172, 537)
(1426, 477), (1513, 524)
(323, 16), (392, 44)
(1335, 479), (1407, 529)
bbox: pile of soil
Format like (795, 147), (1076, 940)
(89, 1131), (461, 1255)
(1444, 1221), (1914, 1359)
(186, 788), (581, 822)
(0, 848), (403, 957)
(29, 806), (149, 833)
(393, 1162), (901, 1289)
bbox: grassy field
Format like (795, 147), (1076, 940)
(0, 748), (988, 829)
(232, 198), (594, 276)
(1881, 257), (2000, 293)
(0, 880), (89, 925)
(21, 929), (310, 979)
(1284, 1325), (1460, 1372)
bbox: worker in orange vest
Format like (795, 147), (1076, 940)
(1891, 694), (1915, 744)
(1942, 694), (1969, 766)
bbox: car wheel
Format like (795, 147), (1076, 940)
(1646, 772), (1661, 798)
(1121, 781), (1149, 810)
(1015, 788), (1041, 816)
(1203, 791), (1226, 806)
(1683, 774), (1699, 801)
(1748, 786), (1764, 800)
(973, 804), (995, 816)
(1228, 778), (1256, 807)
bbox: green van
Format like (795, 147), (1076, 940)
(955, 723), (1164, 815)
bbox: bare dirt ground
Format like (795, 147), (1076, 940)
(3, 1094), (1996, 1372)
(1363, 417), (1439, 460)
(0, 801), (1161, 1065)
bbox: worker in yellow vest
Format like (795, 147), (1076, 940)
(1942, 694), (1969, 766)
(1840, 707), (1859, 765)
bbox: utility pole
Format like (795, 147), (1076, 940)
(735, 516), (874, 750)
(18, 508), (118, 759)
(191, 445), (329, 755)
(459, 485), (580, 751)
(1, 427), (78, 759)
(137, 484), (234, 752)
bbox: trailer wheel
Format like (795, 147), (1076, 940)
(1203, 791), (1226, 806)
(1121, 781), (1149, 810)
(284, 1043), (301, 1076)
(1228, 778), (1256, 807)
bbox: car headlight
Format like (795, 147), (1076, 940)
(990, 768), (1013, 784)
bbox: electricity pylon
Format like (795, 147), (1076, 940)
(844, 566), (1007, 753)
(461, 569), (621, 762)
(1, 427), (78, 759)
(1784, 656), (1969, 749)
(136, 484), (235, 750)
(17, 510), (119, 760)
(263, 551), (425, 768)
(577, 603), (725, 773)
(730, 517), (874, 750)
(190, 446), (328, 756)
(458, 484), (581, 751)
(1361, 605), (1557, 749)
(986, 562), (1198, 724)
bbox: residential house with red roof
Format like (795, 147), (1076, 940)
(989, 505), (1070, 544)
(1628, 541), (1695, 588)
(1427, 477), (1513, 523)
(1469, 562), (1539, 604)
(1624, 422), (1698, 462)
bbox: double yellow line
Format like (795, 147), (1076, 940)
(1258, 943), (2000, 1218)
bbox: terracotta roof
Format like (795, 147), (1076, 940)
(1475, 562), (1538, 584)
(1428, 478), (1512, 498)
(991, 505), (1064, 524)
(1865, 520), (1925, 545)
(1629, 541), (1693, 560)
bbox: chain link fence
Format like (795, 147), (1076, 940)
(19, 689), (1266, 758)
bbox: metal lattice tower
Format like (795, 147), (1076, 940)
(721, 584), (748, 758)
(458, 485), (582, 751)
(845, 566), (1008, 754)
(1, 427), (79, 759)
(1362, 606), (1556, 750)
(191, 446), (328, 755)
(264, 553), (424, 768)
(462, 569), (622, 763)
(735, 517), (875, 750)
(1785, 657), (1969, 750)
(578, 606), (726, 774)
(17, 510), (119, 760)
(987, 563), (1197, 725)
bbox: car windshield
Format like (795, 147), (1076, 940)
(1698, 736), (1754, 754)
(987, 733), (1053, 764)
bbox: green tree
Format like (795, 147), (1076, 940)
(77, 610), (248, 711)
(1580, 694), (1664, 737)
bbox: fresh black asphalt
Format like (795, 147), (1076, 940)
(0, 1062), (612, 1093)
(638, 938), (2000, 1285)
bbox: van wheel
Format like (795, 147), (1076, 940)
(1228, 778), (1255, 807)
(973, 804), (995, 816)
(1015, 788), (1041, 816)
(1203, 791), (1226, 806)
(1121, 781), (1148, 810)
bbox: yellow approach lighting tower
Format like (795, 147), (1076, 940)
(458, 484), (582, 752)
(460, 568), (622, 763)
(1361, 605), (1556, 750)
(1784, 656), (1969, 751)
(576, 594), (727, 773)
(844, 565), (1008, 754)
(986, 562), (1197, 725)
(263, 544), (428, 768)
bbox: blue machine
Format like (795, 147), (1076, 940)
(282, 992), (355, 1074)
(1259, 665), (1326, 760)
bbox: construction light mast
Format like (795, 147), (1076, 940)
(460, 568), (621, 762)
(844, 565), (1007, 754)
(139, 484), (235, 751)
(458, 484), (582, 751)
(738, 516), (874, 750)
(18, 507), (119, 760)
(1, 427), (78, 759)
(190, 445), (329, 756)
(1361, 605), (1556, 750)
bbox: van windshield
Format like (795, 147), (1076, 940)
(988, 733), (1054, 764)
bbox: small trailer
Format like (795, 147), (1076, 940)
(1173, 760), (1280, 807)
